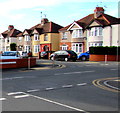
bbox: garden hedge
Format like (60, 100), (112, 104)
(89, 46), (120, 55)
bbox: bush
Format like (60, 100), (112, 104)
(10, 43), (16, 51)
(89, 46), (120, 55)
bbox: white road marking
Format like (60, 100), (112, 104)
(62, 85), (73, 88)
(104, 81), (119, 90)
(27, 89), (40, 92)
(54, 70), (95, 75)
(14, 94), (30, 99)
(22, 92), (88, 112)
(1, 76), (36, 81)
(1, 77), (24, 81)
(0, 98), (6, 101)
(7, 92), (24, 96)
(85, 65), (92, 66)
(77, 83), (87, 86)
(110, 69), (117, 71)
(45, 87), (55, 90)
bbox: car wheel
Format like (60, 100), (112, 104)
(65, 58), (68, 61)
(81, 56), (87, 61)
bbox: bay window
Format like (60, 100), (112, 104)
(72, 29), (83, 38)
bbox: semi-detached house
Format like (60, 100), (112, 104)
(0, 25), (22, 52)
(59, 7), (120, 55)
(17, 18), (63, 57)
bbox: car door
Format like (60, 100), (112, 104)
(59, 51), (68, 60)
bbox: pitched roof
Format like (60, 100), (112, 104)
(59, 12), (119, 31)
(23, 20), (63, 35)
(1, 29), (22, 38)
(59, 24), (72, 31)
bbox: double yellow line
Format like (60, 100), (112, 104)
(92, 77), (120, 93)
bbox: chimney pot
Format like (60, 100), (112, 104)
(8, 25), (14, 31)
(94, 7), (104, 18)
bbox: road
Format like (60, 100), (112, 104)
(1, 60), (119, 112)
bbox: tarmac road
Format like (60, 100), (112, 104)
(1, 60), (119, 112)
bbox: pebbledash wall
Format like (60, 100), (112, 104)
(0, 58), (36, 69)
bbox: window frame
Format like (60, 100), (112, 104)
(72, 29), (83, 38)
(34, 34), (39, 41)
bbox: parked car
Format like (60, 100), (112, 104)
(0, 51), (21, 59)
(22, 52), (28, 58)
(40, 51), (54, 59)
(50, 50), (77, 61)
(77, 51), (89, 61)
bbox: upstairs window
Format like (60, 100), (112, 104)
(44, 34), (48, 41)
(62, 32), (67, 40)
(34, 34), (39, 41)
(19, 37), (22, 42)
(25, 35), (31, 41)
(72, 29), (83, 38)
(89, 27), (103, 36)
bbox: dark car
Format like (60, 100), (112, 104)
(40, 51), (54, 59)
(77, 51), (89, 61)
(50, 50), (77, 61)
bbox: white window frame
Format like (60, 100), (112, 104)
(89, 42), (103, 47)
(72, 43), (83, 53)
(72, 29), (83, 38)
(19, 37), (22, 42)
(89, 27), (103, 36)
(61, 45), (68, 50)
(34, 34), (39, 41)
(34, 45), (40, 53)
(25, 35), (30, 41)
(62, 32), (67, 39)
(44, 34), (48, 41)
(24, 45), (30, 53)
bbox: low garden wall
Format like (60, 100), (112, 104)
(0, 58), (36, 69)
(89, 46), (120, 62)
(90, 54), (120, 61)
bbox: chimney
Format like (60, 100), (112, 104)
(8, 25), (14, 31)
(94, 7), (104, 18)
(41, 18), (49, 25)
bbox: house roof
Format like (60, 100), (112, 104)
(1, 28), (22, 38)
(23, 20), (63, 35)
(59, 12), (119, 31)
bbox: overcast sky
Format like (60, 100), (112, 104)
(0, 0), (119, 33)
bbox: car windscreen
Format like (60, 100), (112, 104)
(67, 50), (76, 55)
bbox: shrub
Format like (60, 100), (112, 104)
(89, 46), (120, 55)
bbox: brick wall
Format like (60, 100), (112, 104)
(90, 55), (120, 61)
(0, 58), (36, 69)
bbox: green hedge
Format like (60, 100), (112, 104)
(89, 46), (120, 55)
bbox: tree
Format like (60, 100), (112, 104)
(10, 43), (16, 51)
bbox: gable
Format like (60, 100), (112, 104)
(32, 29), (39, 34)
(71, 24), (80, 29)
(23, 31), (29, 35)
(89, 21), (100, 27)
(67, 22), (83, 31)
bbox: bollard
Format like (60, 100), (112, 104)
(105, 55), (108, 65)
(28, 57), (30, 70)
